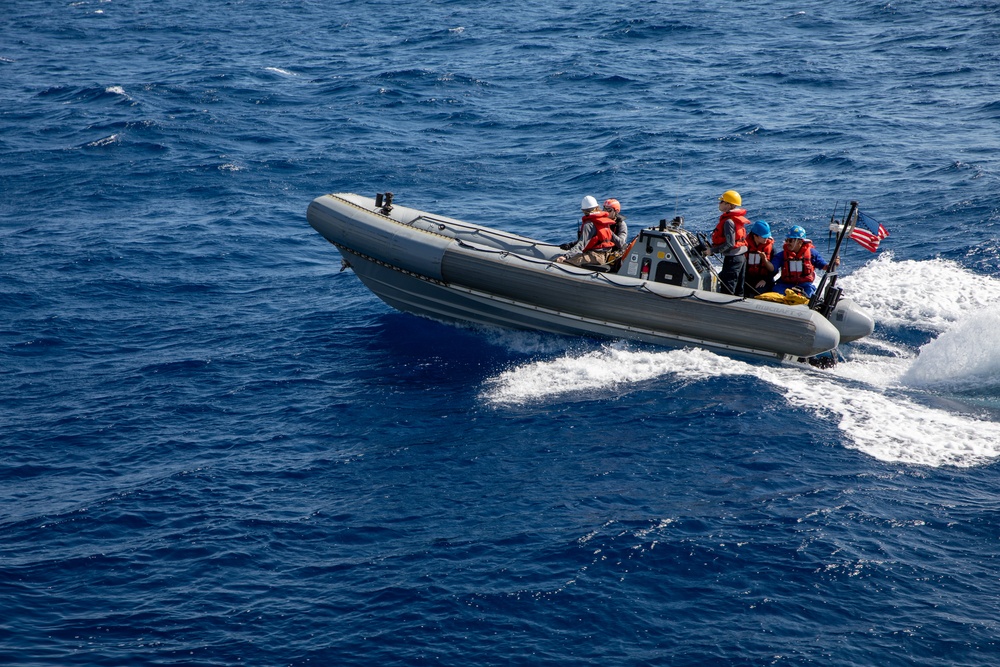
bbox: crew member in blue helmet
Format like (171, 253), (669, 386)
(770, 225), (839, 297)
(745, 220), (775, 296)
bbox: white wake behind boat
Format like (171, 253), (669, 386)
(307, 192), (875, 364)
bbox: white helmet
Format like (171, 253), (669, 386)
(581, 195), (599, 211)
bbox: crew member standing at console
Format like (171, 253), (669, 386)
(704, 189), (750, 296)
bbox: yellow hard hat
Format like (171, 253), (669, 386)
(719, 190), (742, 206)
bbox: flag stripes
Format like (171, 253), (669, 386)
(850, 212), (889, 252)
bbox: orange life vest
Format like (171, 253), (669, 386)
(746, 236), (774, 279)
(581, 211), (616, 251)
(711, 209), (750, 249)
(780, 240), (816, 284)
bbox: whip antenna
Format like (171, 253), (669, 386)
(826, 200), (840, 255)
(673, 159), (682, 219)
(809, 200), (859, 316)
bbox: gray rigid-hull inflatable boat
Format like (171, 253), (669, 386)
(307, 192), (875, 363)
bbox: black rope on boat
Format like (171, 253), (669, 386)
(637, 282), (744, 304)
(636, 283), (697, 300)
(455, 239), (558, 267)
(422, 216), (553, 249)
(693, 292), (745, 304)
(337, 235), (756, 311)
(451, 236), (747, 304)
(544, 261), (599, 275)
(588, 272), (645, 288)
(453, 239), (646, 289)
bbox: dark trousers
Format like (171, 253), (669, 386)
(718, 254), (746, 296)
(744, 275), (774, 297)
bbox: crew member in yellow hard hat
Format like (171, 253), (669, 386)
(703, 190), (751, 296)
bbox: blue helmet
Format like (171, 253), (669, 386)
(786, 225), (807, 239)
(749, 220), (772, 239)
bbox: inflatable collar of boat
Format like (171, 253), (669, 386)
(305, 192), (877, 365)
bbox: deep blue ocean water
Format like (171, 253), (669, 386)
(3, 1), (1000, 665)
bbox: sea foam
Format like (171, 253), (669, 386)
(839, 252), (1000, 332)
(483, 343), (1000, 468)
(900, 310), (1000, 391)
(482, 256), (1000, 467)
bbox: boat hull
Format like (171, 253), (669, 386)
(308, 194), (865, 360)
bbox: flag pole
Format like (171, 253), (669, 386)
(827, 200), (858, 271)
(809, 200), (858, 315)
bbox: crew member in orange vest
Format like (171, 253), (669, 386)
(770, 225), (839, 297)
(602, 198), (628, 251)
(556, 195), (616, 267)
(745, 220), (775, 296)
(704, 189), (750, 296)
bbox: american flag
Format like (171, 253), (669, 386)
(850, 211), (890, 252)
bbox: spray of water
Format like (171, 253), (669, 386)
(481, 254), (1000, 468)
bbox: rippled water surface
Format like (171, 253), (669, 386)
(3, 1), (1000, 665)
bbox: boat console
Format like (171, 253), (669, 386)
(617, 217), (715, 292)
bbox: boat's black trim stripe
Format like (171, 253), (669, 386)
(335, 240), (783, 359)
(325, 194), (457, 242)
(326, 193), (397, 222)
(441, 283), (784, 360)
(330, 242), (448, 287)
(334, 240), (816, 358)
